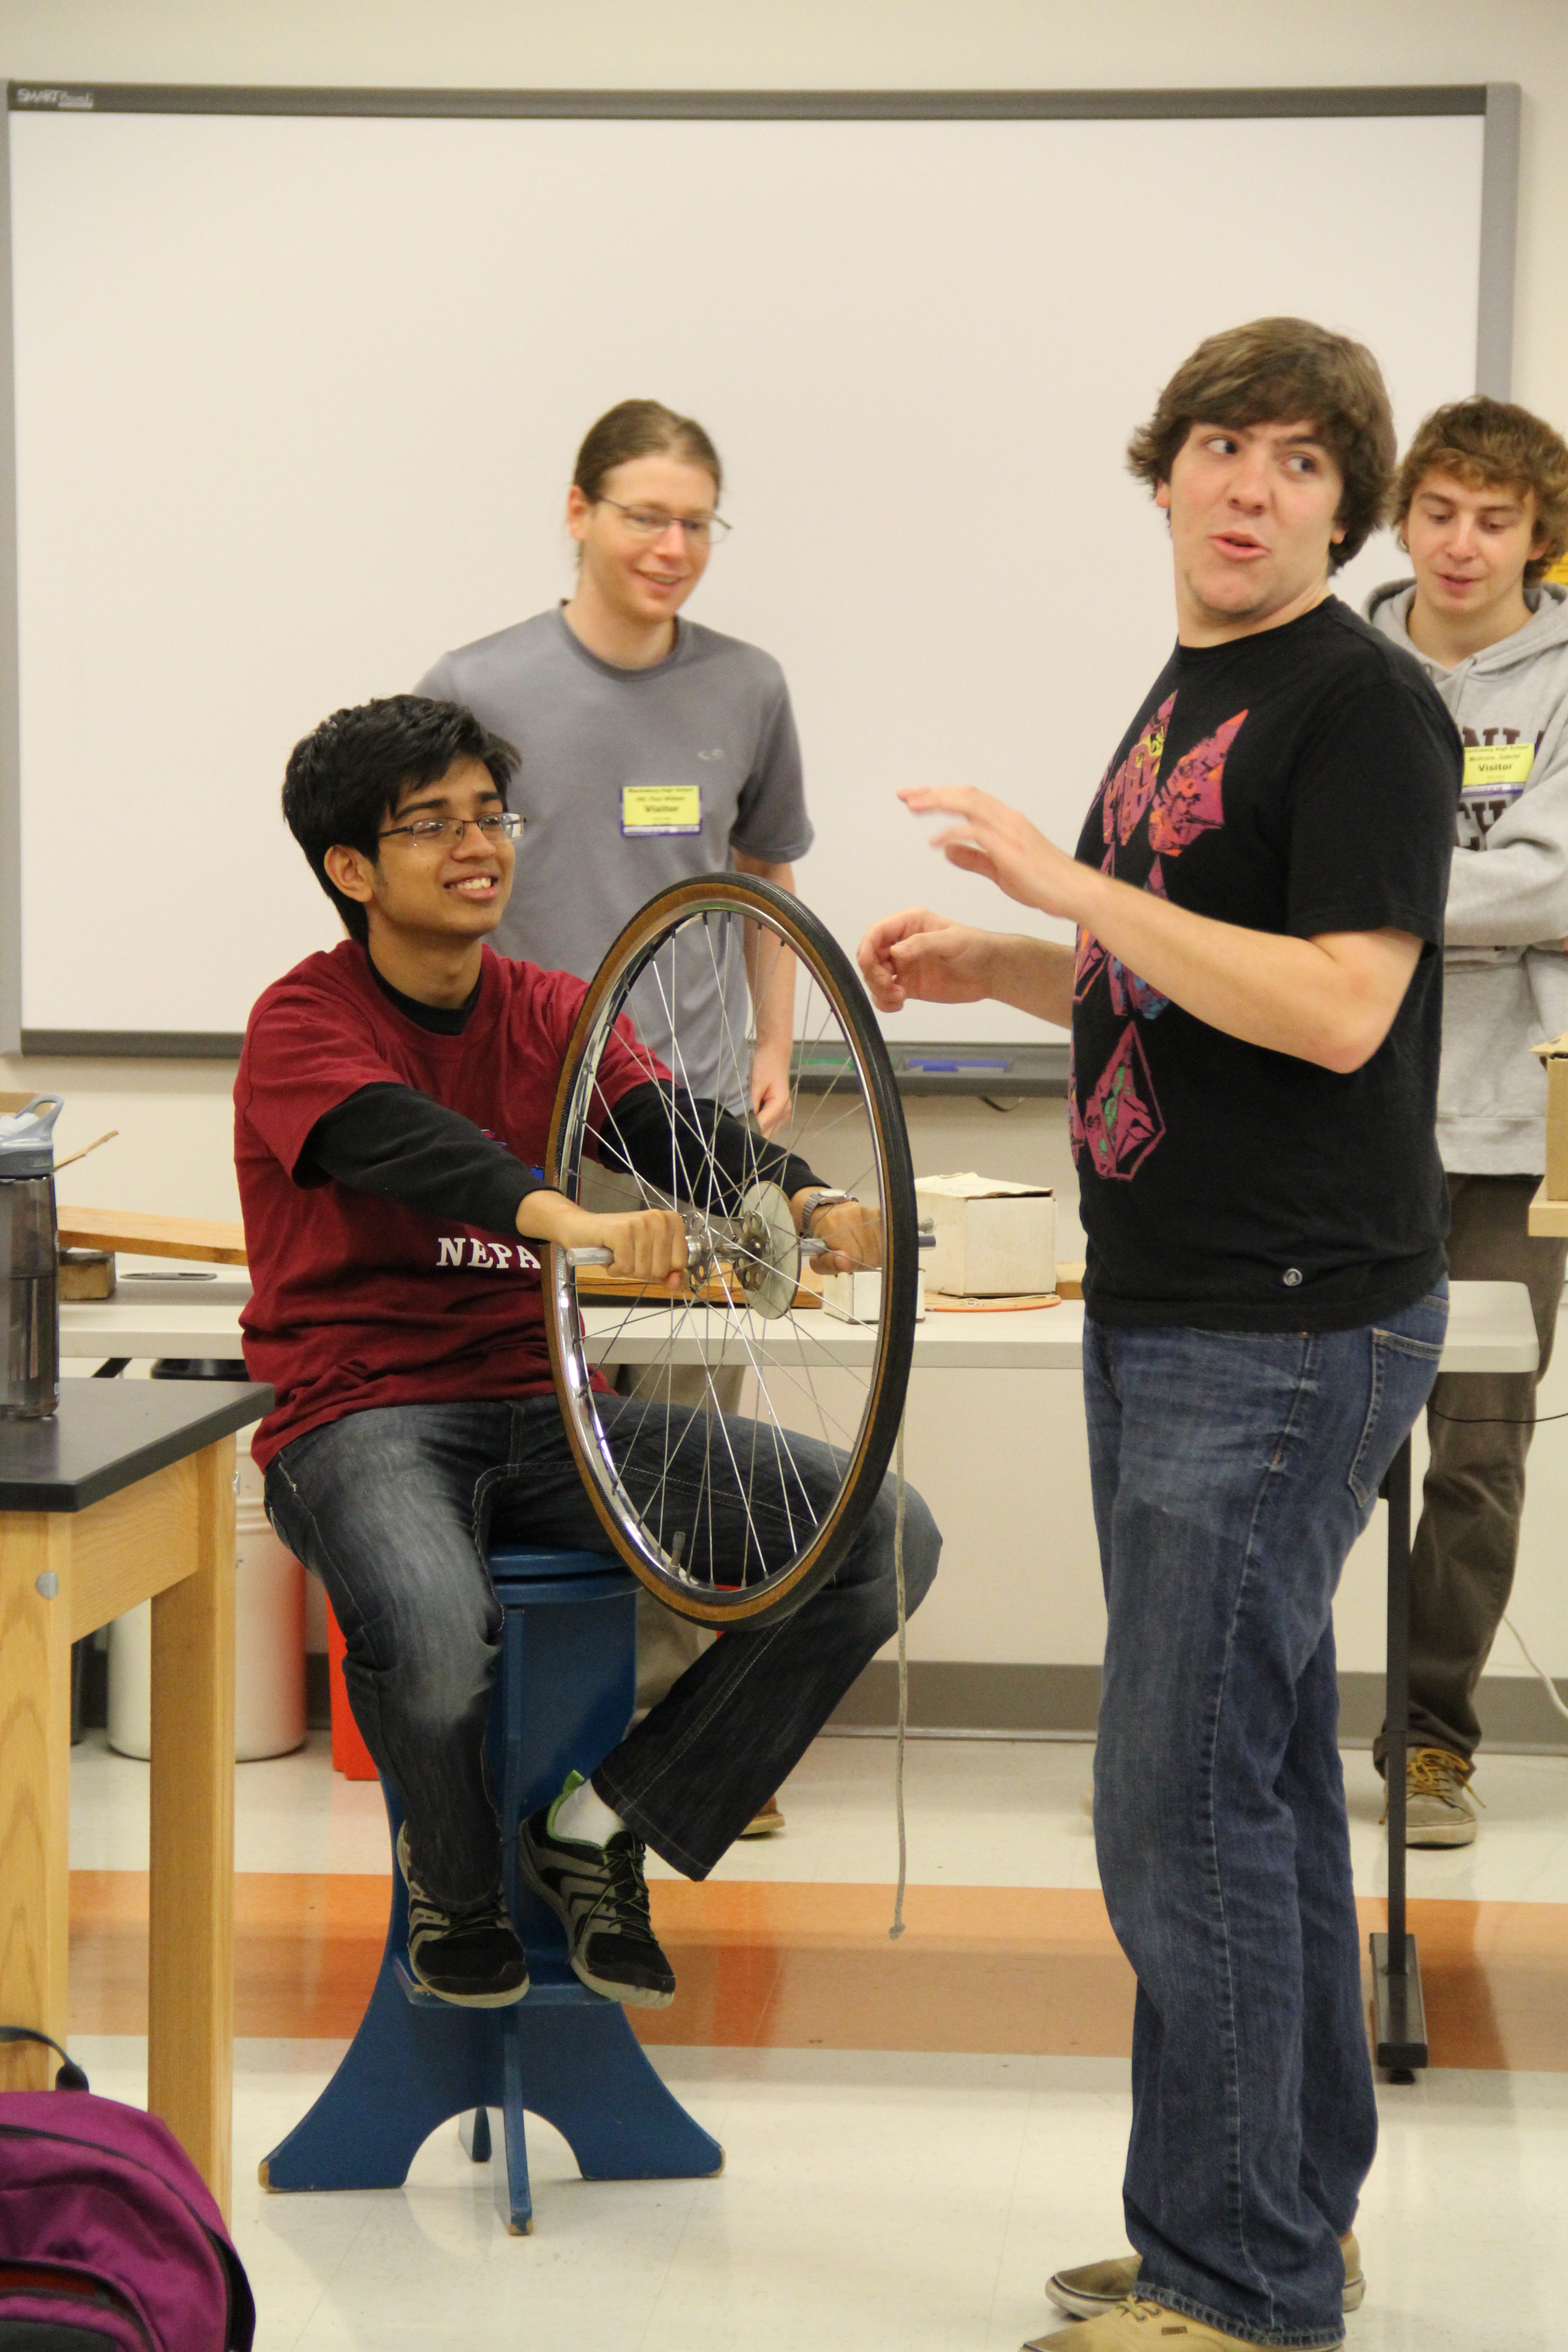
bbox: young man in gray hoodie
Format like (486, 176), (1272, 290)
(1367, 395), (1568, 1843)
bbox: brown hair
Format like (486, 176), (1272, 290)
(1392, 397), (1568, 583)
(572, 398), (722, 504)
(1127, 318), (1395, 571)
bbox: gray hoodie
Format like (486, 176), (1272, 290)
(1366, 578), (1568, 1173)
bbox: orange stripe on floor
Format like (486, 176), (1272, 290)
(67, 1873), (1568, 2070)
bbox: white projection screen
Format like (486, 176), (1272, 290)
(0, 85), (1518, 1068)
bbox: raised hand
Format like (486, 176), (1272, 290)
(899, 784), (1085, 919)
(857, 906), (996, 1012)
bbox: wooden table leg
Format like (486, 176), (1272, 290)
(0, 1512), (73, 2092)
(148, 1435), (235, 2217)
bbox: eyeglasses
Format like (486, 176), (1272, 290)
(377, 813), (523, 848)
(595, 497), (731, 546)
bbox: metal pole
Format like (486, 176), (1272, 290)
(1372, 1434), (1426, 2076)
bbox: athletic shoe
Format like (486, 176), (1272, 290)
(1045, 2231), (1364, 2323)
(1382, 1747), (1480, 1847)
(395, 1825), (529, 2007)
(739, 1794), (786, 1837)
(1023, 2299), (1342, 2351)
(519, 1780), (676, 2008)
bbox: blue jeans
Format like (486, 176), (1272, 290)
(265, 1394), (939, 1906)
(1084, 1287), (1448, 2349)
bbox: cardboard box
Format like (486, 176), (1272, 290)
(1532, 1034), (1568, 1201)
(915, 1172), (1056, 1297)
(1548, 1056), (1568, 1202)
(819, 1269), (926, 1324)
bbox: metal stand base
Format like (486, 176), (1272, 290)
(1369, 1930), (1427, 2082)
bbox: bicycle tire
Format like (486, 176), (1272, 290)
(544, 873), (916, 1625)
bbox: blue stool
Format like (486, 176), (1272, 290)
(260, 1547), (724, 2232)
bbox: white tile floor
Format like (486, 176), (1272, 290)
(66, 1732), (1568, 2351)
(64, 2034), (1568, 2352)
(70, 1725), (1568, 1904)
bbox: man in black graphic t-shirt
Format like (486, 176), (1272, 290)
(1071, 597), (1454, 1325)
(862, 319), (1459, 2352)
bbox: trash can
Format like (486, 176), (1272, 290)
(106, 1361), (306, 1761)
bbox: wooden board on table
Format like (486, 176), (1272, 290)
(56, 1208), (247, 1265)
(573, 1263), (821, 1311)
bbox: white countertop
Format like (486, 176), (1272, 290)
(60, 1277), (1538, 1377)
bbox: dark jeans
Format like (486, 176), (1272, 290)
(1085, 1288), (1447, 2348)
(1375, 1173), (1567, 1769)
(265, 1394), (939, 1906)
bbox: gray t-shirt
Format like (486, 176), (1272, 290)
(417, 608), (812, 1104)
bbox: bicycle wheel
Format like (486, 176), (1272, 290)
(544, 873), (917, 1625)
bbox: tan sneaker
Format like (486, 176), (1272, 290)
(1045, 2231), (1363, 2323)
(1382, 1747), (1480, 1847)
(739, 1794), (785, 1837)
(1023, 2298), (1342, 2350)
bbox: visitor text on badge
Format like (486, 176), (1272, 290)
(1462, 742), (1534, 790)
(622, 784), (702, 837)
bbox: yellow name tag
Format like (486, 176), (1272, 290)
(1463, 741), (1534, 790)
(621, 784), (702, 837)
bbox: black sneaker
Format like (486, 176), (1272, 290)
(396, 1825), (529, 2007)
(519, 1779), (676, 2009)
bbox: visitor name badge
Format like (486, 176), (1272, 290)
(622, 784), (702, 838)
(1462, 741), (1534, 791)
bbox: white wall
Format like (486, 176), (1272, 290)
(7, 0), (1568, 1682)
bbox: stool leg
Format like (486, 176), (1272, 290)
(504, 2001), (722, 2185)
(260, 1965), (498, 2191)
(497, 2014), (534, 2234)
(261, 1788), (500, 2193)
(495, 1578), (723, 2189)
(458, 2108), (491, 2163)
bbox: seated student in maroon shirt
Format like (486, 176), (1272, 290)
(236, 695), (939, 2010)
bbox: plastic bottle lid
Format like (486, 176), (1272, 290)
(0, 1094), (64, 1177)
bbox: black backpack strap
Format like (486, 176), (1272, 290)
(0, 2025), (89, 2091)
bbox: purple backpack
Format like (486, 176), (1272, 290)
(0, 2030), (255, 2352)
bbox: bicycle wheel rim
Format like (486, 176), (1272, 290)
(545, 874), (916, 1624)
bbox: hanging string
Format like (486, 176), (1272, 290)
(889, 1410), (909, 1941)
(1426, 1401), (1568, 1724)
(1504, 1611), (1568, 1726)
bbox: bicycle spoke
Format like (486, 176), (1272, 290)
(547, 874), (913, 1622)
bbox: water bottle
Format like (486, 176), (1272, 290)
(0, 1093), (64, 1420)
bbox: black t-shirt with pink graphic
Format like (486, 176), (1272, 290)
(1069, 597), (1460, 1330)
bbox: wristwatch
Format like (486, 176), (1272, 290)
(797, 1188), (852, 1235)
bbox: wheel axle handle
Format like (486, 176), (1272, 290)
(566, 1236), (825, 1269)
(565, 1225), (935, 1269)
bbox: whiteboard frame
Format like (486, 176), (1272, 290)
(0, 80), (1520, 1064)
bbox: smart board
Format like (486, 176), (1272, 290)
(0, 85), (1516, 1059)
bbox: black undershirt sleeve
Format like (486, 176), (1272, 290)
(302, 1078), (828, 1237)
(600, 1080), (823, 1211)
(304, 1083), (544, 1235)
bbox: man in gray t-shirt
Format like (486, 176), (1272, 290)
(418, 404), (813, 1820)
(416, 604), (812, 1108)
